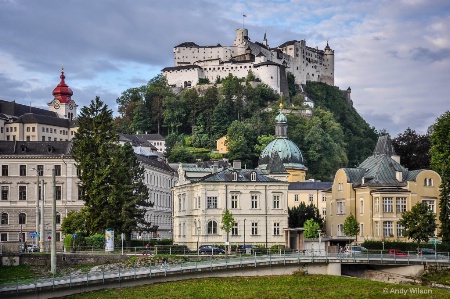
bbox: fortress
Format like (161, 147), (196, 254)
(162, 28), (334, 96)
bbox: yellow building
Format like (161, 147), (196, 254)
(216, 136), (228, 154)
(326, 136), (441, 244)
(288, 181), (332, 218)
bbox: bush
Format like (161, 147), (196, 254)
(85, 234), (105, 248)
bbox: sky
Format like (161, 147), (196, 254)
(0, 0), (449, 136)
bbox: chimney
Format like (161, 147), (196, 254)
(233, 160), (242, 170)
(212, 161), (219, 174)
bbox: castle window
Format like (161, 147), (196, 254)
(1, 212), (8, 224)
(207, 220), (217, 234)
(207, 196), (218, 209)
(19, 186), (26, 200)
(251, 194), (259, 209)
(273, 194), (280, 209)
(294, 194), (298, 202)
(1, 186), (9, 201)
(19, 165), (26, 176)
(250, 172), (256, 181)
(2, 165), (8, 176)
(382, 197), (393, 213)
(19, 213), (26, 224)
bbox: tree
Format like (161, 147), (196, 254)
(221, 209), (235, 254)
(61, 210), (87, 234)
(288, 202), (324, 228)
(303, 219), (320, 238)
(225, 120), (256, 167)
(73, 96), (150, 238)
(343, 214), (359, 244)
(398, 202), (437, 249)
(253, 135), (275, 155)
(392, 128), (430, 170)
(167, 143), (195, 163)
(430, 110), (450, 242)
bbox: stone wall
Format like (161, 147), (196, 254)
(18, 253), (128, 267)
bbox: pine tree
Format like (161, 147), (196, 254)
(73, 96), (149, 237)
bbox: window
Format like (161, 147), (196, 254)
(207, 221), (217, 234)
(1, 213), (8, 224)
(231, 223), (238, 236)
(232, 172), (238, 181)
(19, 165), (26, 176)
(338, 183), (343, 191)
(273, 223), (280, 235)
(251, 172), (256, 181)
(19, 213), (26, 224)
(78, 187), (84, 200)
(383, 221), (394, 237)
(428, 178), (433, 186)
(1, 186), (8, 200)
(322, 207), (326, 217)
(32, 127), (35, 132)
(251, 194), (258, 209)
(382, 197), (393, 213)
(207, 196), (218, 209)
(37, 165), (44, 176)
(422, 199), (435, 213)
(2, 165), (8, 176)
(360, 199), (364, 214)
(26, 127), (30, 132)
(336, 201), (345, 215)
(397, 223), (404, 237)
(424, 178), (434, 186)
(360, 223), (364, 237)
(54, 165), (61, 176)
(56, 213), (61, 224)
(273, 194), (280, 209)
(178, 195), (181, 211)
(19, 186), (26, 200)
(55, 186), (62, 200)
(322, 194), (326, 202)
(396, 197), (407, 213)
(308, 194), (313, 203)
(337, 224), (344, 236)
(294, 194), (299, 202)
(251, 222), (258, 235)
(375, 197), (379, 213)
(0, 233), (7, 241)
(231, 194), (238, 209)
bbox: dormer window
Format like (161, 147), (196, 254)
(20, 145), (27, 152)
(251, 172), (257, 181)
(233, 171), (238, 181)
(47, 145), (53, 153)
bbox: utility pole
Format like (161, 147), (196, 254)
(40, 179), (44, 252)
(31, 168), (40, 248)
(51, 168), (56, 274)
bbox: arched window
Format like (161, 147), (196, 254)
(424, 178), (428, 186)
(19, 213), (26, 224)
(207, 220), (217, 234)
(1, 213), (8, 225)
(56, 212), (61, 224)
(251, 172), (256, 181)
(428, 178), (433, 186)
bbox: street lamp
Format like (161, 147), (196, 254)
(243, 219), (246, 247)
(197, 226), (200, 255)
(30, 168), (40, 249)
(51, 168), (56, 274)
(318, 229), (322, 255)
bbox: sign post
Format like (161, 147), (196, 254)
(105, 228), (114, 252)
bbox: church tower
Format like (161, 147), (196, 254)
(48, 67), (77, 120)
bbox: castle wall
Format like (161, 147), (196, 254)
(167, 29), (335, 94)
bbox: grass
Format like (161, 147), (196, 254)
(64, 273), (449, 299)
(0, 265), (40, 284)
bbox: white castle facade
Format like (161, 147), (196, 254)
(162, 28), (334, 96)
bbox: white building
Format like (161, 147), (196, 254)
(0, 69), (78, 142)
(163, 28), (334, 95)
(172, 161), (289, 250)
(0, 141), (81, 251)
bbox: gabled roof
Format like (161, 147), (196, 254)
(136, 154), (174, 173)
(0, 100), (58, 118)
(200, 168), (285, 183)
(0, 141), (72, 157)
(16, 113), (75, 127)
(136, 134), (165, 141)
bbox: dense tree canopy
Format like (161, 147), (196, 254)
(343, 214), (360, 240)
(430, 110), (450, 242)
(288, 202), (324, 228)
(392, 128), (430, 170)
(73, 97), (149, 238)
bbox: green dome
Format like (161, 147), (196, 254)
(258, 138), (307, 170)
(275, 111), (287, 123)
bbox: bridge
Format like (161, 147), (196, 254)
(2, 252), (449, 299)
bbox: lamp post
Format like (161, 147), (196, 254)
(51, 168), (56, 275)
(318, 229), (322, 255)
(197, 226), (200, 255)
(30, 168), (40, 248)
(243, 219), (246, 247)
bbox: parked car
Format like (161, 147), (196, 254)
(344, 246), (368, 256)
(198, 245), (225, 255)
(236, 244), (256, 254)
(27, 244), (40, 252)
(389, 249), (408, 257)
(418, 248), (446, 259)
